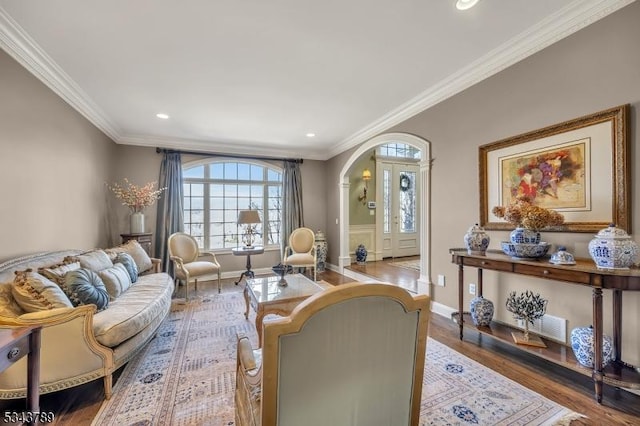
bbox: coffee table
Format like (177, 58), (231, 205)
(244, 274), (325, 346)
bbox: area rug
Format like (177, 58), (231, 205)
(92, 291), (584, 426)
(390, 259), (421, 271)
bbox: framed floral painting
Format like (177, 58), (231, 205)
(479, 105), (630, 232)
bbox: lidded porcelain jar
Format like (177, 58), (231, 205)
(314, 230), (328, 272)
(470, 296), (494, 326)
(549, 246), (576, 265)
(588, 224), (639, 269)
(464, 223), (490, 255)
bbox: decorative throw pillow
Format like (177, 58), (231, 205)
(76, 250), (113, 272)
(105, 240), (152, 273)
(114, 252), (138, 283)
(0, 282), (23, 317)
(39, 261), (82, 286)
(11, 270), (73, 313)
(64, 268), (109, 311)
(98, 263), (133, 299)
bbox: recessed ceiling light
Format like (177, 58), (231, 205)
(306, 133), (316, 138)
(156, 113), (170, 119)
(456, 0), (480, 10)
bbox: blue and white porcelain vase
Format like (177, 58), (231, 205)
(355, 244), (367, 265)
(470, 296), (494, 327)
(464, 223), (490, 255)
(588, 224), (639, 269)
(510, 227), (541, 244)
(570, 325), (614, 368)
(314, 230), (328, 272)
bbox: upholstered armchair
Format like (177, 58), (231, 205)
(168, 232), (221, 300)
(282, 227), (317, 281)
(235, 283), (431, 426)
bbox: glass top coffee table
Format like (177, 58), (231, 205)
(243, 274), (325, 346)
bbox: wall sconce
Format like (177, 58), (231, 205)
(358, 169), (372, 203)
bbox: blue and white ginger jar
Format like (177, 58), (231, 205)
(510, 227), (541, 244)
(314, 230), (328, 272)
(355, 244), (367, 265)
(470, 296), (494, 327)
(464, 223), (490, 255)
(588, 224), (638, 269)
(570, 325), (614, 368)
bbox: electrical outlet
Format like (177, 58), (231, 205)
(469, 283), (476, 295)
(437, 274), (445, 286)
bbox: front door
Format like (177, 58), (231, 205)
(380, 163), (420, 258)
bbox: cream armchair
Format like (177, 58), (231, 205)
(168, 232), (221, 300)
(282, 227), (317, 281)
(235, 283), (431, 426)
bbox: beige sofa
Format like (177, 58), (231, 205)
(0, 247), (174, 400)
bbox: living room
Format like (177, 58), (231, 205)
(1, 1), (640, 424)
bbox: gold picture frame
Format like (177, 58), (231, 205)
(479, 105), (630, 233)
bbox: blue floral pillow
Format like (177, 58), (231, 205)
(115, 252), (138, 283)
(64, 268), (109, 311)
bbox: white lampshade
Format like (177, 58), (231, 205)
(237, 210), (261, 225)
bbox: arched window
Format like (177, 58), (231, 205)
(377, 143), (421, 159)
(183, 160), (283, 250)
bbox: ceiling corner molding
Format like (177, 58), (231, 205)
(0, 7), (121, 141)
(118, 135), (327, 161)
(327, 0), (634, 159)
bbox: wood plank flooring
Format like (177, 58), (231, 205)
(0, 259), (638, 425)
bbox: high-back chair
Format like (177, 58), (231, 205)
(168, 232), (221, 301)
(281, 227), (317, 281)
(235, 283), (431, 426)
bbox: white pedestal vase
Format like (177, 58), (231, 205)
(130, 212), (145, 234)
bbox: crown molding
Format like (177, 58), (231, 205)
(118, 135), (328, 161)
(326, 0), (635, 159)
(0, 6), (121, 141)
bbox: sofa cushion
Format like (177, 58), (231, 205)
(98, 263), (133, 299)
(11, 270), (73, 313)
(65, 268), (110, 311)
(76, 250), (113, 272)
(39, 261), (82, 285)
(93, 273), (173, 347)
(0, 282), (23, 317)
(106, 241), (152, 273)
(114, 253), (138, 283)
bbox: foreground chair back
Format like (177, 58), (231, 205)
(168, 232), (221, 300)
(282, 227), (317, 281)
(235, 283), (430, 426)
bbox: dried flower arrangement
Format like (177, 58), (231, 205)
(107, 179), (166, 213)
(492, 195), (564, 231)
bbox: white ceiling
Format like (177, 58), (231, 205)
(0, 0), (633, 160)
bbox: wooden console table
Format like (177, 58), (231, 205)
(0, 326), (41, 422)
(450, 248), (640, 404)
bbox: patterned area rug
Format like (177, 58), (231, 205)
(92, 290), (583, 425)
(390, 259), (421, 271)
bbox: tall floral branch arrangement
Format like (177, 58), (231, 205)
(107, 179), (166, 213)
(492, 195), (564, 231)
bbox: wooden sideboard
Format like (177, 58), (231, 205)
(450, 248), (640, 404)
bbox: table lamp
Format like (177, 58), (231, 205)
(237, 209), (261, 249)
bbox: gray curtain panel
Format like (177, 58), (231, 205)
(281, 161), (304, 258)
(155, 152), (184, 274)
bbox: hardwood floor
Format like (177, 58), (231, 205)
(1, 260), (638, 425)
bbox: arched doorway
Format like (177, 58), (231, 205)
(338, 133), (432, 295)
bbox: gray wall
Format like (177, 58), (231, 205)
(326, 1), (640, 364)
(0, 49), (117, 261)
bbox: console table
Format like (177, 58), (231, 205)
(0, 326), (41, 422)
(450, 248), (640, 404)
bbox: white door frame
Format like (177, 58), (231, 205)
(338, 133), (432, 295)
